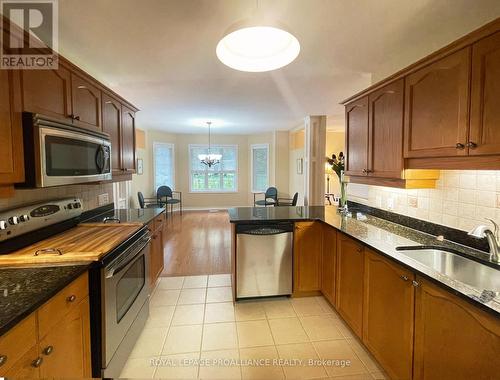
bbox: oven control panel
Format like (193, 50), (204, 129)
(0, 198), (83, 243)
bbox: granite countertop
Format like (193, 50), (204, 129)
(80, 207), (165, 225)
(0, 264), (90, 336)
(228, 206), (500, 317)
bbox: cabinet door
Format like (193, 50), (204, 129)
(404, 49), (470, 158)
(2, 346), (40, 379)
(368, 79), (404, 178)
(363, 250), (415, 380)
(469, 31), (500, 155)
(321, 224), (336, 306)
(17, 65), (72, 120)
(345, 96), (369, 176)
(121, 105), (136, 172)
(39, 297), (91, 378)
(71, 73), (102, 131)
(0, 70), (24, 185)
(336, 234), (364, 337)
(294, 222), (322, 294)
(414, 277), (500, 380)
(102, 93), (122, 171)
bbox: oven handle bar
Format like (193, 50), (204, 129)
(105, 236), (151, 279)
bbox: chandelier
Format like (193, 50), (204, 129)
(198, 121), (222, 167)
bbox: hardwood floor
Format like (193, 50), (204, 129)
(161, 210), (231, 276)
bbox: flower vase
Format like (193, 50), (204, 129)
(338, 181), (348, 214)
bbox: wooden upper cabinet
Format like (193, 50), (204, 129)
(293, 221), (322, 294)
(413, 277), (500, 380)
(321, 225), (336, 306)
(345, 96), (369, 176)
(102, 92), (122, 171)
(0, 70), (24, 185)
(404, 48), (471, 158)
(336, 233), (364, 337)
(71, 73), (102, 131)
(363, 250), (415, 380)
(469, 31), (500, 156)
(17, 65), (72, 120)
(121, 105), (136, 172)
(368, 79), (404, 178)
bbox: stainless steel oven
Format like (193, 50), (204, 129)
(20, 114), (111, 187)
(100, 227), (151, 377)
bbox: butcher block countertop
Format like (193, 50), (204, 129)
(0, 223), (143, 266)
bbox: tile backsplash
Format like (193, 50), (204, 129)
(0, 183), (114, 212)
(348, 170), (500, 232)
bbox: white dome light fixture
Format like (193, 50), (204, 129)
(216, 14), (300, 72)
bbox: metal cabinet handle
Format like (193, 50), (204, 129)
(42, 346), (54, 356)
(412, 280), (420, 287)
(455, 143), (465, 150)
(66, 294), (76, 302)
(31, 357), (43, 368)
(400, 275), (409, 281)
(362, 169), (367, 173)
(0, 354), (7, 367)
(466, 142), (477, 149)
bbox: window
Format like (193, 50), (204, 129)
(189, 144), (238, 192)
(251, 144), (269, 193)
(153, 142), (175, 191)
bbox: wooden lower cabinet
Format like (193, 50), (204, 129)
(336, 233), (364, 337)
(413, 276), (500, 380)
(0, 273), (91, 378)
(39, 297), (91, 378)
(363, 250), (415, 380)
(293, 221), (323, 295)
(321, 224), (336, 305)
(149, 212), (166, 288)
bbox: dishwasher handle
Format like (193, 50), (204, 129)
(236, 223), (294, 235)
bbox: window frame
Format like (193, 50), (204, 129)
(250, 143), (270, 193)
(153, 142), (175, 192)
(188, 144), (239, 193)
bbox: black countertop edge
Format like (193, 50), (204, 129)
(0, 263), (91, 336)
(80, 205), (165, 225)
(227, 206), (500, 318)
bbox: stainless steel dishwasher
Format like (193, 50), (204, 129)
(236, 223), (293, 299)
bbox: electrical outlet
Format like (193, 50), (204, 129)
(98, 193), (109, 206)
(387, 197), (395, 210)
(408, 196), (418, 208)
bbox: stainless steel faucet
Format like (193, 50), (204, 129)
(468, 219), (500, 264)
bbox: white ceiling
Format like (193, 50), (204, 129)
(58, 0), (500, 134)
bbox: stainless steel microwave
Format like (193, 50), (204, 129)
(20, 114), (112, 187)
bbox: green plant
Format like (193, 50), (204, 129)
(326, 152), (345, 180)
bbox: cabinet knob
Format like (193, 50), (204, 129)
(74, 115), (80, 121)
(0, 354), (7, 367)
(466, 142), (477, 149)
(455, 143), (465, 150)
(356, 247), (363, 253)
(412, 280), (420, 287)
(66, 294), (77, 303)
(42, 346), (54, 356)
(31, 357), (43, 368)
(400, 275), (409, 281)
(362, 169), (367, 173)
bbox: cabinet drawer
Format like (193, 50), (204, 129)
(37, 272), (89, 339)
(2, 345), (40, 378)
(0, 314), (37, 374)
(153, 213), (165, 231)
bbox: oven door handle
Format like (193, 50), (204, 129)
(105, 237), (151, 279)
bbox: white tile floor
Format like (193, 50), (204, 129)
(120, 274), (388, 379)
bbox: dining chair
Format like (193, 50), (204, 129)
(157, 186), (183, 214)
(137, 192), (164, 209)
(277, 192), (299, 206)
(254, 187), (278, 207)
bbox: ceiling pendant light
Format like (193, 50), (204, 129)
(216, 1), (300, 72)
(198, 122), (222, 167)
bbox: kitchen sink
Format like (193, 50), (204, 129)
(397, 248), (500, 292)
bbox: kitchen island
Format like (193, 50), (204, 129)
(228, 205), (500, 380)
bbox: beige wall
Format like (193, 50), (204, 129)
(325, 131), (345, 198)
(288, 127), (305, 206)
(131, 129), (290, 209)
